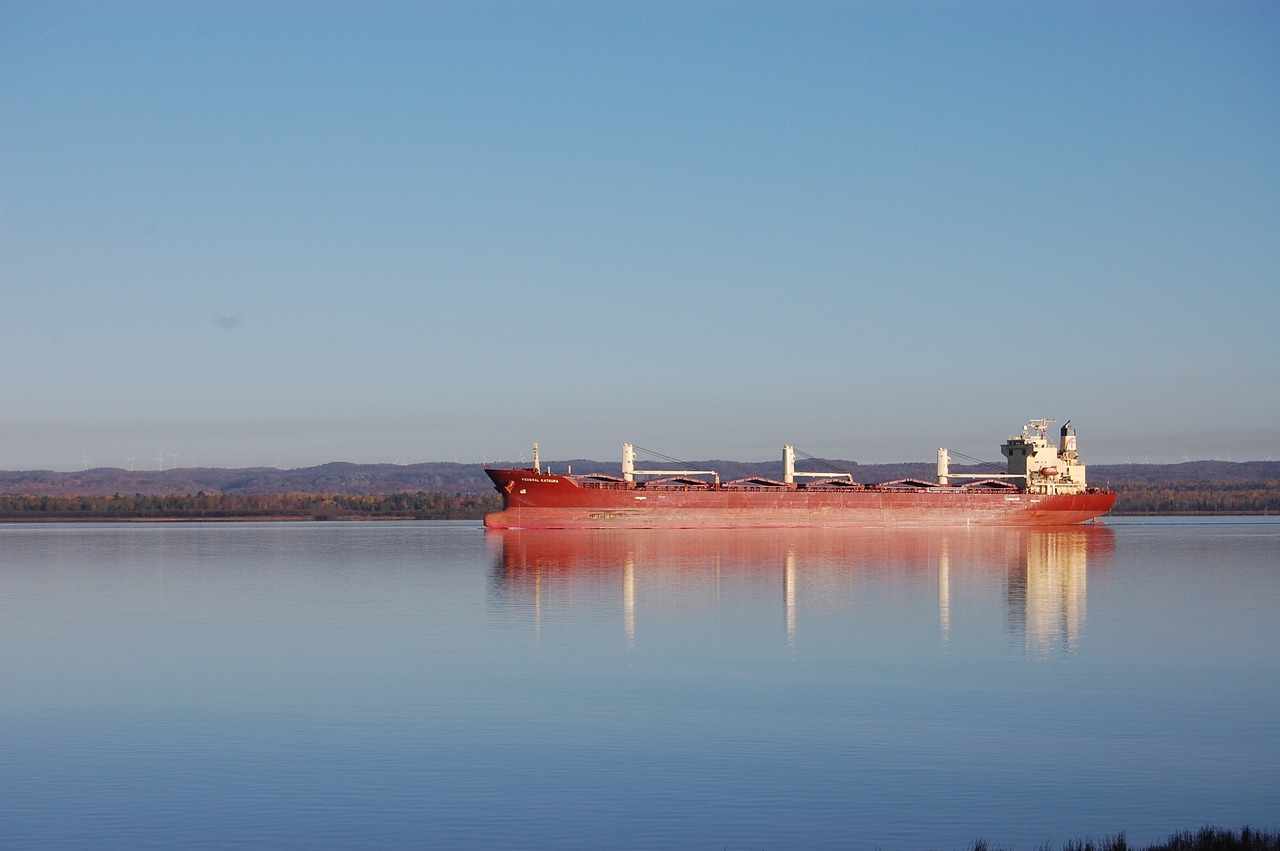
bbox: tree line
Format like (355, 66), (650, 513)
(0, 491), (503, 521)
(1108, 480), (1280, 515)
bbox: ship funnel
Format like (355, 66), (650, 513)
(1060, 420), (1077, 459)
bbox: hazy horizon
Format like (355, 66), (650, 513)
(4, 440), (1275, 475)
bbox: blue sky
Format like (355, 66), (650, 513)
(2, 1), (1277, 470)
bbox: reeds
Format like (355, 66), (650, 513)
(966, 827), (1279, 851)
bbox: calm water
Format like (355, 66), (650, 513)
(2, 518), (1277, 849)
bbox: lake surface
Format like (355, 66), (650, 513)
(2, 518), (1277, 849)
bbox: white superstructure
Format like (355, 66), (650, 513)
(937, 419), (1092, 495)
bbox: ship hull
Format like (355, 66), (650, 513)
(483, 469), (1116, 529)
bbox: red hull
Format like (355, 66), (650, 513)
(483, 468), (1117, 529)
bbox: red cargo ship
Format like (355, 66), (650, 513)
(483, 419), (1117, 529)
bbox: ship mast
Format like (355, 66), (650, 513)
(782, 445), (853, 484)
(621, 443), (719, 484)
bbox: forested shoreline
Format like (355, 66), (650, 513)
(1108, 481), (1280, 515)
(0, 482), (1276, 521)
(0, 492), (503, 521)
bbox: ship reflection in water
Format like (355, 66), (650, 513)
(489, 525), (1115, 655)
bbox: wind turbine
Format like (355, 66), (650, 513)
(156, 451), (165, 471)
(126, 456), (136, 471)
(170, 452), (179, 470)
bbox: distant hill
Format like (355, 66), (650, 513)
(2, 458), (1278, 497)
(1092, 460), (1280, 485)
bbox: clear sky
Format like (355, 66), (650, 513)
(3, 1), (1278, 471)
